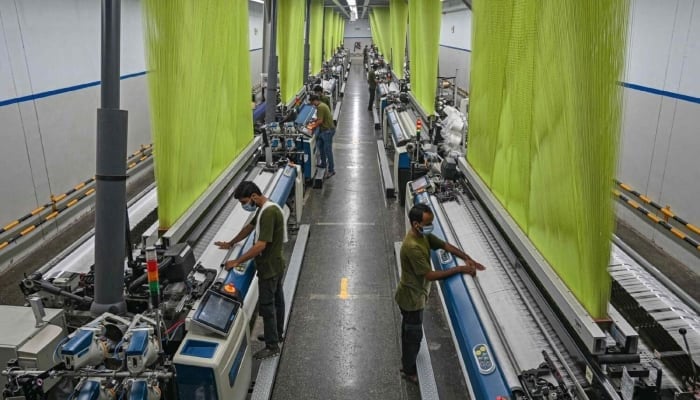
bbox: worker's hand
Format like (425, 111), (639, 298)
(224, 260), (239, 271)
(215, 241), (233, 250)
(458, 260), (486, 277)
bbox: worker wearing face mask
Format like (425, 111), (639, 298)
(395, 203), (486, 384)
(215, 181), (288, 360)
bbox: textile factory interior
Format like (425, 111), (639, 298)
(0, 0), (698, 399)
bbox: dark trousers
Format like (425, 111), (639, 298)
(258, 274), (285, 346)
(400, 308), (424, 375)
(368, 87), (376, 110)
(316, 129), (335, 173)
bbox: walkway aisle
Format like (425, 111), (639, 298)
(272, 61), (413, 399)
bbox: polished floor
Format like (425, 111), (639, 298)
(270, 61), (467, 399)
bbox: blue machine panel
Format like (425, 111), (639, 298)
(125, 330), (149, 356)
(180, 339), (218, 359)
(175, 364), (218, 400)
(228, 338), (248, 387)
(129, 380), (148, 400)
(387, 109), (412, 149)
(412, 191), (511, 399)
(295, 104), (316, 126)
(61, 329), (93, 357)
(253, 102), (266, 122)
(75, 380), (100, 400)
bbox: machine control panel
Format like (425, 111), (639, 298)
(438, 249), (452, 265)
(192, 289), (241, 336)
(473, 344), (496, 374)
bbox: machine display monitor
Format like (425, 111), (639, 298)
(411, 175), (431, 193)
(192, 290), (240, 336)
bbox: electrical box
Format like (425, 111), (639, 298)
(0, 306), (66, 390)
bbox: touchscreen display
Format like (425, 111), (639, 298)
(196, 292), (238, 333)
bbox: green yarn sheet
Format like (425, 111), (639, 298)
(467, 0), (628, 318)
(324, 11), (335, 61)
(389, 0), (408, 79)
(278, 0), (306, 104)
(309, 0), (324, 74)
(408, 0), (441, 115)
(369, 8), (390, 58)
(142, 0), (254, 228)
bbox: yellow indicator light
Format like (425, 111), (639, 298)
(223, 283), (237, 295)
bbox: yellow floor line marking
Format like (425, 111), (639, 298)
(339, 277), (349, 299)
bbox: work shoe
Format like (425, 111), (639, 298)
(400, 369), (418, 385)
(254, 345), (280, 360)
(257, 334), (284, 342)
(325, 171), (336, 178)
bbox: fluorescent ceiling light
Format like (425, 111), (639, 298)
(250, 0), (264, 3)
(346, 0), (357, 21)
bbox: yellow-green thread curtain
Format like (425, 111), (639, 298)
(323, 10), (334, 61)
(278, 0), (307, 104)
(143, 0), (253, 228)
(369, 8), (390, 57)
(336, 13), (343, 48)
(408, 0), (441, 115)
(389, 0), (408, 79)
(309, 0), (324, 74)
(332, 12), (339, 50)
(467, 0), (629, 318)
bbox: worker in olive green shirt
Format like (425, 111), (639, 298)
(395, 204), (485, 383)
(367, 64), (378, 110)
(216, 181), (287, 360)
(313, 85), (332, 110)
(310, 94), (337, 178)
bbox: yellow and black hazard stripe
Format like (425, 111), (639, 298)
(613, 189), (700, 251)
(0, 144), (153, 240)
(0, 186), (99, 250)
(615, 180), (700, 238)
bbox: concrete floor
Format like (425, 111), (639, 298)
(270, 62), (467, 399)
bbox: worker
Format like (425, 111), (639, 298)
(313, 85), (332, 110)
(309, 94), (336, 178)
(367, 64), (378, 111)
(215, 181), (288, 360)
(395, 203), (486, 384)
(363, 45), (369, 67)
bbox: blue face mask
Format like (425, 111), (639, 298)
(418, 224), (434, 235)
(242, 200), (257, 212)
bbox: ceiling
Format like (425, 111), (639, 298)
(323, 0), (469, 20)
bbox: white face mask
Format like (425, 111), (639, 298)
(419, 224), (434, 235)
(242, 199), (257, 212)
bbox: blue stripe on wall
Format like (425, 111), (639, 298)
(620, 82), (700, 105)
(440, 44), (471, 52)
(0, 71), (147, 107)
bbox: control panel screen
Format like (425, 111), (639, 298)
(193, 290), (240, 336)
(412, 175), (430, 192)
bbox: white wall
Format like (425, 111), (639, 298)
(439, 8), (471, 94)
(618, 0), (700, 267)
(249, 1), (264, 88)
(344, 18), (372, 55)
(0, 0), (149, 227)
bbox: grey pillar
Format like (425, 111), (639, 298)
(265, 0), (279, 125)
(302, 0), (311, 81)
(91, 0), (128, 315)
